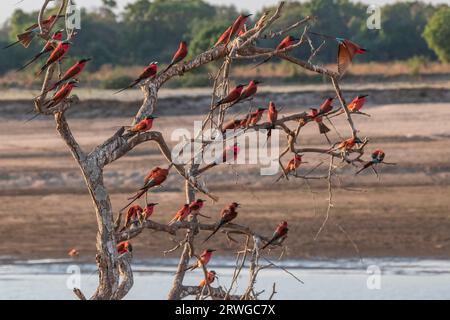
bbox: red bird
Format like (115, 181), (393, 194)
(142, 203), (158, 221)
(198, 143), (240, 174)
(310, 108), (330, 134)
(37, 40), (71, 76)
(43, 79), (77, 109)
(115, 62), (158, 94)
(214, 26), (232, 47)
(121, 166), (171, 211)
(276, 154), (303, 182)
(356, 149), (385, 175)
(318, 97), (334, 115)
(185, 249), (216, 272)
(261, 221), (289, 250)
(246, 107), (266, 126)
(337, 38), (367, 75)
(215, 84), (245, 107)
(348, 95), (368, 112)
(222, 119), (243, 132)
(163, 41), (188, 73)
(204, 202), (239, 243)
(234, 80), (261, 105)
(335, 137), (362, 152)
(17, 30), (64, 71)
(127, 115), (157, 134)
(253, 35), (299, 68)
(117, 241), (133, 255)
(45, 58), (91, 93)
(199, 270), (217, 288)
(168, 204), (191, 225)
(227, 14), (252, 43)
(121, 205), (143, 232)
(189, 199), (206, 214)
(267, 101), (278, 139)
(3, 14), (62, 49)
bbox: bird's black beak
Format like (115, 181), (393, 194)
(359, 95), (369, 99)
(58, 15), (66, 18)
(245, 14), (253, 18)
(255, 81), (263, 84)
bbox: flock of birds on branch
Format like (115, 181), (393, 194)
(7, 11), (387, 288)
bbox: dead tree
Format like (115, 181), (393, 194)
(29, 0), (379, 300)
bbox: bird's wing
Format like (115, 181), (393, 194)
(337, 43), (352, 75)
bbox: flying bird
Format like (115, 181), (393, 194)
(127, 115), (158, 134)
(184, 249), (216, 272)
(227, 14), (252, 43)
(348, 95), (369, 112)
(3, 14), (63, 49)
(163, 41), (188, 73)
(261, 221), (289, 250)
(253, 35), (299, 69)
(120, 205), (143, 232)
(44, 58), (91, 93)
(36, 40), (71, 76)
(117, 241), (133, 255)
(114, 62), (158, 94)
(203, 202), (239, 243)
(17, 30), (64, 71)
(356, 149), (385, 175)
(199, 270), (217, 288)
(214, 84), (245, 108)
(121, 165), (171, 212)
(168, 204), (191, 225)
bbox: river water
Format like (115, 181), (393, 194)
(1, 257), (449, 299)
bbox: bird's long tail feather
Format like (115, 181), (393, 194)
(163, 62), (175, 74)
(355, 161), (373, 175)
(120, 189), (147, 212)
(318, 122), (330, 134)
(114, 79), (140, 95)
(17, 52), (45, 71)
(251, 56), (272, 70)
(203, 223), (223, 243)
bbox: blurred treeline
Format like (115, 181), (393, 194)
(0, 0), (448, 88)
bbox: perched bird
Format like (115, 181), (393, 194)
(253, 35), (299, 68)
(37, 40), (71, 76)
(215, 84), (245, 107)
(233, 80), (261, 105)
(266, 101), (278, 140)
(189, 199), (206, 214)
(44, 58), (91, 93)
(127, 115), (157, 134)
(318, 97), (335, 115)
(68, 248), (79, 258)
(356, 149), (385, 175)
(204, 202), (239, 243)
(276, 154), (303, 182)
(142, 203), (158, 221)
(199, 270), (217, 288)
(261, 221), (289, 250)
(163, 41), (188, 73)
(246, 107), (266, 126)
(222, 119), (243, 133)
(214, 26), (232, 47)
(310, 108), (330, 134)
(348, 95), (369, 112)
(255, 11), (270, 30)
(227, 14), (252, 43)
(17, 30), (64, 71)
(117, 241), (133, 255)
(121, 205), (143, 232)
(121, 166), (171, 211)
(115, 62), (158, 94)
(43, 79), (77, 109)
(185, 249), (216, 272)
(335, 137), (362, 153)
(197, 143), (240, 174)
(3, 14), (63, 49)
(168, 204), (191, 225)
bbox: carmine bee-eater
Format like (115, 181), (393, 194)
(45, 58), (92, 93)
(189, 199), (206, 214)
(310, 108), (330, 134)
(232, 80), (261, 106)
(348, 95), (369, 112)
(142, 203), (158, 221)
(17, 30), (64, 71)
(120, 205), (143, 232)
(214, 26), (232, 47)
(117, 241), (133, 255)
(227, 14), (252, 43)
(3, 14), (63, 49)
(215, 84), (245, 107)
(163, 41), (188, 73)
(253, 35), (299, 69)
(68, 248), (79, 257)
(262, 221), (289, 250)
(121, 165), (171, 211)
(267, 101), (278, 139)
(276, 154), (303, 182)
(334, 137), (362, 153)
(356, 149), (385, 175)
(37, 40), (71, 76)
(115, 62), (158, 94)
(222, 119), (243, 132)
(127, 115), (158, 134)
(318, 97), (334, 115)
(168, 204), (191, 225)
(199, 270), (217, 288)
(185, 249), (216, 272)
(43, 79), (77, 109)
(204, 202), (239, 243)
(246, 107), (266, 126)
(198, 143), (240, 174)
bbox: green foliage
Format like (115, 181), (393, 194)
(406, 55), (429, 75)
(423, 7), (450, 63)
